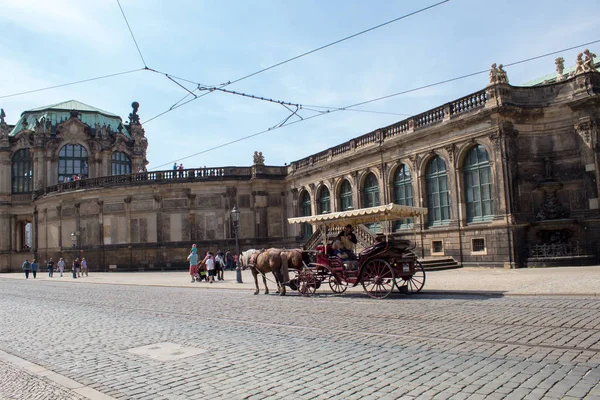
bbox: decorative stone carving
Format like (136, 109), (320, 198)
(0, 108), (5, 124)
(583, 49), (597, 73)
(444, 144), (455, 164)
(408, 154), (418, 171)
(253, 151), (265, 165)
(575, 118), (596, 147)
(225, 186), (237, 199)
(555, 57), (565, 80)
(489, 63), (509, 85)
(129, 101), (140, 124)
(536, 185), (570, 221)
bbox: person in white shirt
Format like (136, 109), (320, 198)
(202, 252), (216, 283)
(57, 258), (65, 277)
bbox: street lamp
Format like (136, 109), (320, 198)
(70, 232), (78, 278)
(231, 205), (242, 284)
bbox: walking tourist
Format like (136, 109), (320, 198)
(215, 251), (225, 281)
(57, 258), (65, 277)
(31, 259), (39, 279)
(47, 258), (54, 277)
(225, 250), (234, 271)
(81, 258), (88, 276)
(22, 259), (31, 279)
(72, 258), (80, 279)
(187, 246), (199, 283)
(202, 251), (216, 283)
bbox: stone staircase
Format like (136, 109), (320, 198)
(419, 257), (462, 271)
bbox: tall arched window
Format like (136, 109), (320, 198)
(426, 156), (450, 226)
(317, 186), (331, 214)
(300, 191), (313, 238)
(363, 173), (380, 208)
(339, 179), (353, 211)
(111, 152), (131, 175)
(12, 149), (33, 194)
(393, 164), (413, 230)
(463, 145), (493, 222)
(58, 144), (88, 182)
(363, 173), (381, 232)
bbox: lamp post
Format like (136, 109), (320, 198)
(231, 205), (242, 284)
(70, 232), (78, 278)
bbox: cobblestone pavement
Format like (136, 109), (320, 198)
(1, 280), (599, 399)
(0, 358), (87, 400)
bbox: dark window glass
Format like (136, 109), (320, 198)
(12, 149), (33, 194)
(300, 191), (313, 238)
(111, 152), (131, 176)
(317, 186), (330, 214)
(463, 145), (493, 222)
(393, 164), (414, 230)
(58, 144), (88, 182)
(339, 179), (353, 211)
(425, 156), (451, 226)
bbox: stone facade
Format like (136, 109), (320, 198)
(1, 61), (599, 271)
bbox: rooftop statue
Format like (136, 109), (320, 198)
(583, 49), (597, 73)
(574, 53), (585, 74)
(0, 108), (5, 124)
(555, 57), (565, 80)
(489, 63), (508, 85)
(129, 101), (140, 124)
(253, 151), (265, 165)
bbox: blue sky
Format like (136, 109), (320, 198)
(1, 0), (598, 170)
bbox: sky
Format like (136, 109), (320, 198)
(1, 0), (599, 171)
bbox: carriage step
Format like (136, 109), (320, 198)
(419, 257), (462, 271)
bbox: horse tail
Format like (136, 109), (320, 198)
(280, 251), (290, 284)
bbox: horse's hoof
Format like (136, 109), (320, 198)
(254, 291), (259, 295)
(279, 291), (286, 296)
(264, 291), (269, 295)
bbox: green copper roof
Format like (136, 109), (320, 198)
(522, 51), (599, 86)
(10, 100), (127, 138)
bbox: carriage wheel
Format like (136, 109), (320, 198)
(361, 259), (395, 299)
(397, 260), (426, 294)
(297, 270), (317, 297)
(328, 275), (348, 294)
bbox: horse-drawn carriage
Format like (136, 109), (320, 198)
(287, 203), (428, 299)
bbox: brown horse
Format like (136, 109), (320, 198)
(240, 249), (291, 295)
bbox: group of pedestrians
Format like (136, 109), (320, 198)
(22, 257), (88, 279)
(187, 245), (234, 284)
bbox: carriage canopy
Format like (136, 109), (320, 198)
(287, 203), (427, 228)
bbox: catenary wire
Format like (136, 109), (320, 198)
(116, 0), (148, 68)
(0, 68), (146, 100)
(141, 1), (449, 124)
(149, 38), (600, 170)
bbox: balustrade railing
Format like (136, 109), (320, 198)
(450, 90), (487, 115)
(414, 106), (445, 128)
(34, 166), (259, 198)
(291, 88), (489, 171)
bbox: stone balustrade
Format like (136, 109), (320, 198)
(32, 166), (270, 199)
(291, 88), (488, 171)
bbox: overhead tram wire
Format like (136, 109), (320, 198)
(116, 0), (148, 68)
(0, 68), (146, 99)
(150, 38), (600, 170)
(141, 1), (450, 124)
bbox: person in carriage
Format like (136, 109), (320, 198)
(336, 224), (357, 259)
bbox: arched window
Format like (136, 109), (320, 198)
(463, 145), (493, 222)
(58, 144), (88, 182)
(363, 173), (380, 208)
(393, 164), (413, 230)
(339, 179), (353, 211)
(12, 149), (33, 194)
(363, 173), (381, 232)
(111, 152), (131, 176)
(425, 156), (450, 226)
(317, 186), (331, 214)
(300, 191), (313, 238)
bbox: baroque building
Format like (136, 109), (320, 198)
(1, 54), (599, 271)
